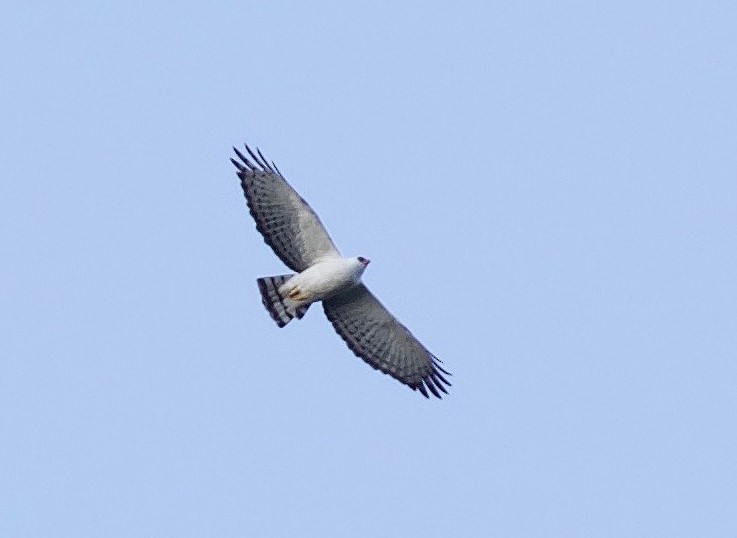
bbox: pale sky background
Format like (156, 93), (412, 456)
(2, 1), (736, 536)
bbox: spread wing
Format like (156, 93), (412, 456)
(231, 145), (340, 272)
(323, 284), (451, 398)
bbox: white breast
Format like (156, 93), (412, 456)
(280, 257), (364, 304)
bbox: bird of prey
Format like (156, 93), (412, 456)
(231, 144), (451, 398)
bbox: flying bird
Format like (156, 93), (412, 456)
(231, 144), (450, 398)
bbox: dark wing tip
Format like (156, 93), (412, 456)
(416, 384), (430, 398)
(415, 355), (452, 399)
(257, 148), (275, 173)
(233, 146), (256, 171)
(233, 143), (283, 176)
(245, 144), (274, 172)
(230, 156), (246, 172)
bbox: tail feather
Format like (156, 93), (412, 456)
(256, 275), (310, 327)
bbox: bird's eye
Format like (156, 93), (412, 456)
(357, 256), (367, 263)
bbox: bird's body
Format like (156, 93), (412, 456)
(280, 256), (369, 306)
(231, 144), (451, 398)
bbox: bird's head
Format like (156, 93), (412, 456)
(351, 256), (371, 278)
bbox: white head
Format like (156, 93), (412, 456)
(351, 256), (371, 279)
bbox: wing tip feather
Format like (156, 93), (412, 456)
(233, 144), (283, 176)
(413, 351), (452, 399)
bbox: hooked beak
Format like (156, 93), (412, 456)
(362, 258), (371, 266)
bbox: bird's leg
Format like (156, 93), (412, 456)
(288, 287), (307, 302)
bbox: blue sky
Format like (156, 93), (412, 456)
(2, 1), (736, 536)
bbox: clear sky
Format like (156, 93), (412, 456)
(2, 1), (736, 536)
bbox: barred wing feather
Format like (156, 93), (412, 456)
(323, 284), (451, 398)
(231, 145), (340, 272)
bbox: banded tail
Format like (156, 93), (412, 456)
(256, 275), (310, 327)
